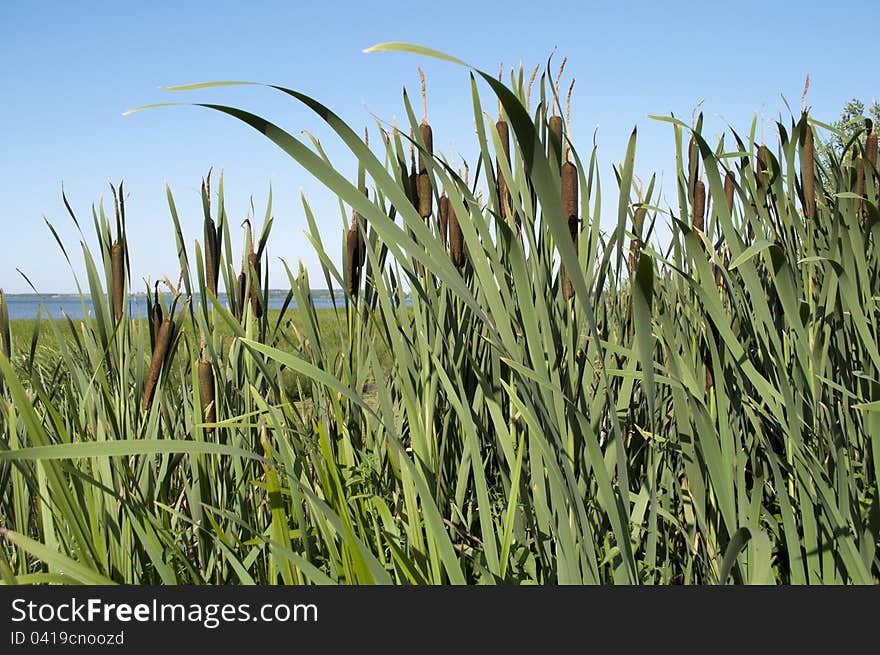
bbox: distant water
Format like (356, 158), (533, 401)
(4, 290), (347, 321)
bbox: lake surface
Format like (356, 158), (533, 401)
(4, 290), (348, 321)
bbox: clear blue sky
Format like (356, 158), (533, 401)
(1, 0), (877, 293)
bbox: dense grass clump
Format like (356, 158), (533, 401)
(1, 46), (879, 584)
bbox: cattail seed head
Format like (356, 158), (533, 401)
(204, 217), (219, 297)
(449, 201), (464, 269)
(693, 180), (706, 232)
(417, 123), (433, 218)
(236, 271), (246, 320)
(346, 221), (360, 296)
(0, 289), (10, 360)
(756, 145), (769, 188)
(418, 123), (433, 174)
(867, 130), (878, 170)
(562, 161), (578, 221)
(142, 318), (173, 412)
(248, 252), (263, 318)
(803, 117), (816, 220)
(111, 240), (124, 322)
(724, 170), (736, 213)
(548, 115), (563, 165)
(151, 283), (163, 348)
(688, 134), (700, 200)
(439, 194), (449, 249)
(198, 357), (216, 431)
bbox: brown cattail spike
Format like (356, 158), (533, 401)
(111, 240), (124, 322)
(449, 201), (464, 269)
(756, 145), (769, 188)
(198, 347), (216, 433)
(236, 271), (246, 321)
(724, 170), (736, 214)
(549, 115), (563, 166)
(248, 252), (263, 318)
(151, 282), (163, 348)
(143, 318), (173, 411)
(688, 135), (700, 201)
(417, 123), (433, 218)
(346, 220), (360, 296)
(693, 180), (706, 233)
(561, 160), (579, 300)
(439, 193), (449, 249)
(867, 128), (878, 170)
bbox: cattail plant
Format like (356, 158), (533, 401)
(417, 68), (433, 219)
(449, 178), (465, 269)
(867, 124), (878, 171)
(150, 281), (163, 349)
(110, 241), (124, 322)
(408, 135), (419, 210)
(143, 316), (174, 411)
(241, 220), (262, 319)
(0, 289), (10, 360)
(693, 179), (706, 233)
(202, 169), (220, 297)
(346, 216), (361, 297)
(688, 134), (700, 203)
(198, 339), (216, 433)
(495, 102), (511, 224)
(439, 192), (449, 249)
(724, 169), (736, 214)
(548, 59), (566, 167)
(560, 80), (578, 300)
(110, 184), (125, 323)
(756, 144), (769, 189)
(233, 271), (245, 321)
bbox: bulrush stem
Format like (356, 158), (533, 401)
(142, 318), (173, 412)
(111, 241), (124, 322)
(802, 114), (816, 220)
